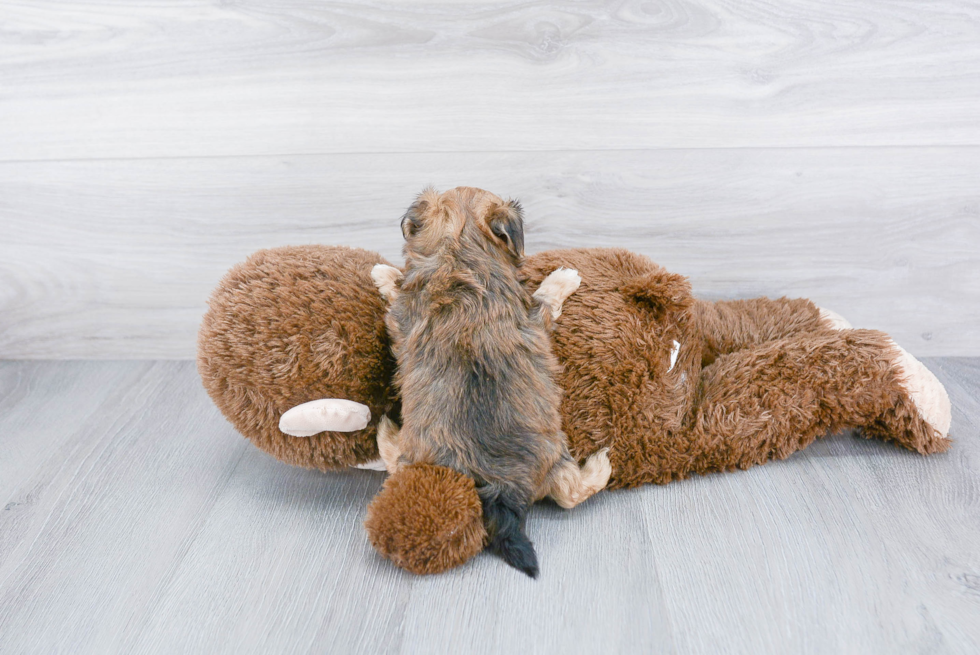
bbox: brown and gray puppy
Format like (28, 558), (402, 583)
(371, 186), (611, 577)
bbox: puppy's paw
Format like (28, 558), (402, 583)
(818, 306), (852, 330)
(888, 339), (952, 440)
(279, 399), (372, 436)
(581, 447), (612, 492)
(534, 267), (582, 318)
(377, 415), (403, 474)
(371, 264), (403, 301)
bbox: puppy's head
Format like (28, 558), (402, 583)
(400, 187), (525, 266)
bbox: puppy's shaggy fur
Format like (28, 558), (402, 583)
(374, 187), (609, 577)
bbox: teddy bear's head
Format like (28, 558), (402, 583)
(198, 245), (400, 469)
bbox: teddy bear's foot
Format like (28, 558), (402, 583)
(888, 339), (952, 442)
(278, 398), (372, 436)
(533, 267), (581, 319)
(546, 448), (612, 509)
(818, 307), (852, 331)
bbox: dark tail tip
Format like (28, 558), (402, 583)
(499, 535), (539, 578)
(481, 493), (539, 578)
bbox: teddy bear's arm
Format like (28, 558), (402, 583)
(692, 297), (848, 366)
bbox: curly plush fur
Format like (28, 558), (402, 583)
(364, 463), (487, 575)
(521, 249), (950, 489)
(197, 245), (398, 469)
(198, 244), (952, 575)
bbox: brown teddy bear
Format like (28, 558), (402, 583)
(197, 244), (951, 575)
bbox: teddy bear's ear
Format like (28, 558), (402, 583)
(620, 270), (694, 320)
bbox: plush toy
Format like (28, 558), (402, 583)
(197, 244), (952, 575)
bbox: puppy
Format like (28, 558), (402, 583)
(371, 186), (611, 577)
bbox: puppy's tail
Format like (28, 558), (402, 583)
(479, 488), (538, 578)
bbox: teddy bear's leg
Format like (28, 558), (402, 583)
(676, 329), (951, 478)
(881, 340), (951, 442)
(693, 297), (849, 366)
(376, 415), (404, 474)
(532, 267), (582, 321)
(541, 446), (612, 509)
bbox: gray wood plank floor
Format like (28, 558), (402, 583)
(1, 359), (978, 654)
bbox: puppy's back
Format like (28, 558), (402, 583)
(393, 269), (563, 482)
(387, 187), (564, 576)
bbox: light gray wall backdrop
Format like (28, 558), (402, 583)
(1, 1), (978, 358)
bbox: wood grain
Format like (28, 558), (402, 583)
(1, 148), (977, 358)
(1, 0), (980, 160)
(0, 359), (978, 653)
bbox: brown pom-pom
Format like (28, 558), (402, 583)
(364, 464), (487, 575)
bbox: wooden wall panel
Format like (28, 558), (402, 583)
(1, 1), (979, 160)
(1, 148), (977, 358)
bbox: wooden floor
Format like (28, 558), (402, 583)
(1, 358), (978, 653)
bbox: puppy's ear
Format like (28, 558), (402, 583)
(488, 200), (525, 261)
(400, 199), (428, 240)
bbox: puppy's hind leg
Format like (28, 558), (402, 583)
(544, 447), (612, 509)
(376, 415), (404, 474)
(533, 267), (581, 320)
